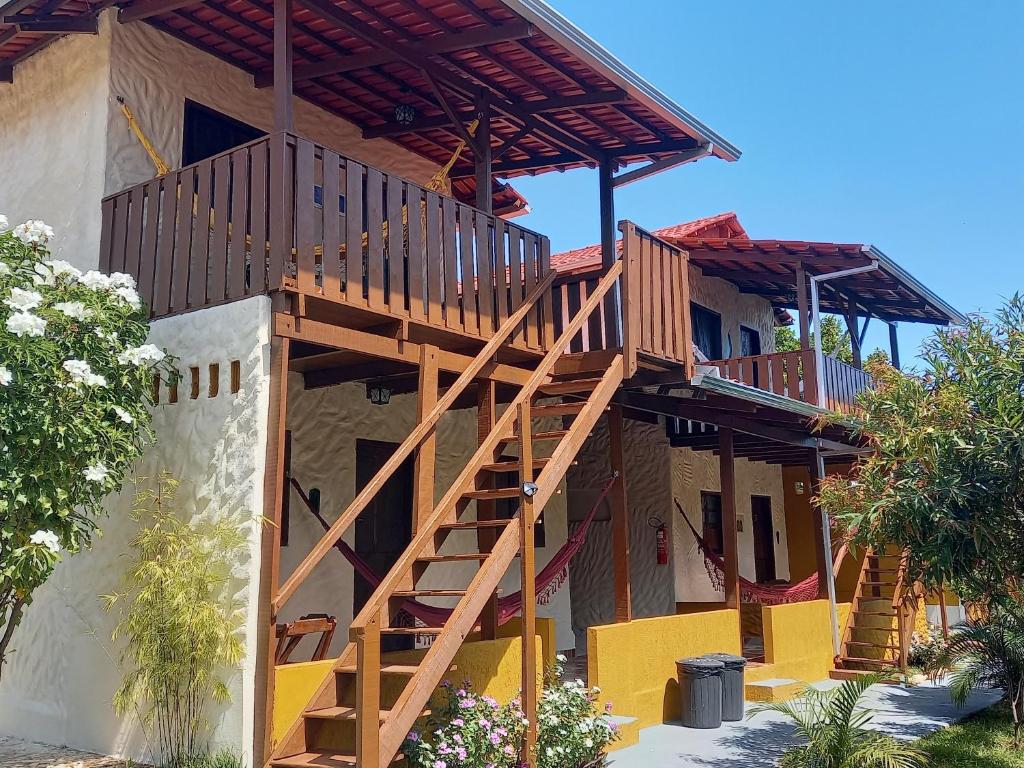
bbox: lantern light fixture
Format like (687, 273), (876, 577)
(394, 103), (416, 126)
(366, 380), (392, 406)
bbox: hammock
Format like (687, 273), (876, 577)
(673, 499), (845, 605)
(291, 473), (617, 627)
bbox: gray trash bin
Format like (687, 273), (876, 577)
(703, 653), (747, 721)
(676, 657), (724, 729)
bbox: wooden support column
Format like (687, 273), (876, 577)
(598, 158), (618, 346)
(608, 406), (632, 622)
(719, 427), (740, 611)
(272, 0), (293, 132)
(476, 379), (499, 640)
(938, 586), (950, 639)
(474, 91), (492, 214)
(888, 322), (901, 370)
(844, 294), (862, 369)
(253, 333), (290, 764)
(518, 400), (538, 767)
(795, 264), (811, 349)
(808, 447), (830, 600)
(412, 344), (439, 532)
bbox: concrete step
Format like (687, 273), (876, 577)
(606, 715), (640, 751)
(744, 678), (804, 703)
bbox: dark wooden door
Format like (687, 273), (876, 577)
(751, 496), (776, 583)
(354, 439), (414, 651)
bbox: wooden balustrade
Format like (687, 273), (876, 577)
(99, 131), (553, 350)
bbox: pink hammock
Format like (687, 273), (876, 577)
(673, 499), (840, 605)
(291, 474), (617, 627)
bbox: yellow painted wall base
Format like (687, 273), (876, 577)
(744, 678), (805, 702)
(752, 600), (852, 685)
(586, 609), (742, 729)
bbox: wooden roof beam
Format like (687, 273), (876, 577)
(3, 12), (98, 32)
(254, 21), (534, 88)
(118, 0), (201, 23)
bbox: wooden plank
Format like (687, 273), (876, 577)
(412, 344), (439, 532)
(171, 168), (195, 312)
(786, 351), (802, 400)
(770, 353), (785, 396)
(152, 177), (177, 316)
(458, 204), (477, 335)
(355, 614), (382, 768)
(620, 223), (641, 377)
(639, 234), (652, 352)
(136, 181), (161, 311)
(476, 379), (499, 641)
(475, 211), (494, 336)
(565, 279), (582, 354)
(494, 221), (509, 327)
(387, 177), (405, 314)
(740, 356), (754, 386)
(189, 159), (213, 307)
(406, 187), (426, 320)
(651, 242), (664, 357)
(539, 236), (552, 349)
(608, 406), (631, 622)
(248, 140), (268, 294)
(344, 159), (365, 304)
(366, 166), (385, 310)
(441, 197), (459, 330)
(320, 148), (342, 299)
(523, 232), (538, 348)
(98, 197), (115, 274)
(268, 134), (289, 291)
(507, 228), (524, 338)
(294, 138), (317, 293)
(518, 398), (538, 765)
(209, 153), (231, 301)
(584, 278), (601, 352)
(677, 248), (694, 375)
(124, 185), (145, 283)
(227, 147), (250, 299)
(719, 427), (740, 611)
(426, 192), (444, 325)
(803, 349), (819, 407)
(550, 281), (564, 349)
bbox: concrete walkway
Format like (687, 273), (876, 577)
(0, 737), (131, 768)
(608, 681), (1002, 768)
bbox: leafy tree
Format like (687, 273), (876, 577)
(751, 673), (925, 767)
(0, 215), (168, 681)
(818, 297), (1024, 607)
(775, 315), (853, 363)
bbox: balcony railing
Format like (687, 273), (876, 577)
(99, 131), (553, 351)
(819, 354), (874, 414)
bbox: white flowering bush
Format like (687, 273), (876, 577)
(536, 656), (618, 768)
(0, 214), (170, 681)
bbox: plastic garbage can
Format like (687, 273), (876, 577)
(703, 653), (747, 721)
(676, 657), (724, 729)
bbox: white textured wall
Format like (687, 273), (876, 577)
(689, 264), (776, 358)
(105, 18), (439, 197)
(566, 417), (676, 651)
(0, 297), (272, 765)
(284, 380), (575, 653)
(0, 15), (111, 270)
(671, 447), (790, 602)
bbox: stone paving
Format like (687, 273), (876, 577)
(0, 737), (132, 768)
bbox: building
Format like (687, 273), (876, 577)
(0, 1), (962, 766)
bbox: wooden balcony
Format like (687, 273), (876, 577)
(99, 131), (554, 352)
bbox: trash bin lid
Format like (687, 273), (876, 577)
(677, 657), (725, 676)
(703, 653), (747, 670)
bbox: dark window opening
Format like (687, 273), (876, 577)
(691, 302), (723, 360)
(701, 491), (723, 556)
(182, 100), (265, 166)
(740, 325), (763, 386)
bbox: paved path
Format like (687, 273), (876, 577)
(0, 737), (131, 768)
(608, 681), (1002, 768)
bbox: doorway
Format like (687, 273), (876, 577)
(354, 439), (414, 651)
(750, 496), (776, 583)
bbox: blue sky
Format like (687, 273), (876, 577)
(511, 0), (1023, 363)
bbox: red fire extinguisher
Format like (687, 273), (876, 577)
(650, 516), (669, 565)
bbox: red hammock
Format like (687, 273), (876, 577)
(291, 474), (617, 627)
(673, 499), (844, 605)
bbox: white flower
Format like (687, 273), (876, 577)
(80, 270), (112, 291)
(4, 287), (42, 312)
(53, 301), (90, 321)
(32, 262), (55, 286)
(83, 463), (109, 483)
(5, 312), (46, 337)
(0, 262), (10, 278)
(556, 653), (567, 662)
(45, 259), (82, 281)
(112, 405), (133, 424)
(29, 529), (61, 554)
(107, 272), (136, 290)
(0, 214), (8, 231)
(113, 285), (142, 309)
(12, 220), (54, 246)
(62, 359), (107, 388)
(0, 366), (10, 386)
(117, 344), (164, 366)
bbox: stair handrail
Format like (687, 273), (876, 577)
(272, 270), (557, 613)
(349, 258), (624, 636)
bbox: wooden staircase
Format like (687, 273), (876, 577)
(831, 547), (916, 681)
(267, 262), (626, 768)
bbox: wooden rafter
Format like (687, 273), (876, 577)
(118, 0), (200, 23)
(3, 12), (98, 32)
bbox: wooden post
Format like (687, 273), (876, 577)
(719, 427), (740, 611)
(477, 379), (499, 640)
(253, 332), (290, 764)
(795, 264), (810, 350)
(938, 586), (950, 639)
(413, 344), (439, 532)
(888, 321), (901, 370)
(598, 158), (618, 346)
(808, 448), (829, 599)
(474, 91), (492, 214)
(272, 0), (293, 133)
(518, 400), (538, 768)
(608, 406), (632, 623)
(844, 294), (862, 369)
(355, 612), (382, 768)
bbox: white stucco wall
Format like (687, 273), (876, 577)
(284, 380), (575, 653)
(0, 297), (272, 765)
(105, 17), (440, 197)
(689, 264), (776, 358)
(671, 446), (790, 603)
(0, 15), (111, 270)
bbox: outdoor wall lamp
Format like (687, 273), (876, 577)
(521, 481), (539, 497)
(394, 103), (416, 126)
(366, 380), (392, 405)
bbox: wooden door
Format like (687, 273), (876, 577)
(355, 438), (414, 650)
(751, 496), (776, 583)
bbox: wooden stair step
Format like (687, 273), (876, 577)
(864, 568), (899, 574)
(538, 378), (602, 396)
(463, 487), (521, 501)
(852, 610), (898, 617)
(439, 519), (513, 531)
(530, 429), (569, 441)
(845, 640), (901, 650)
(381, 626), (444, 636)
(392, 589), (466, 598)
(305, 705), (389, 721)
(861, 581), (899, 588)
(336, 663), (423, 676)
(270, 751), (357, 767)
(480, 458), (549, 473)
(529, 402), (586, 417)
(416, 552), (490, 563)
(840, 656), (898, 667)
